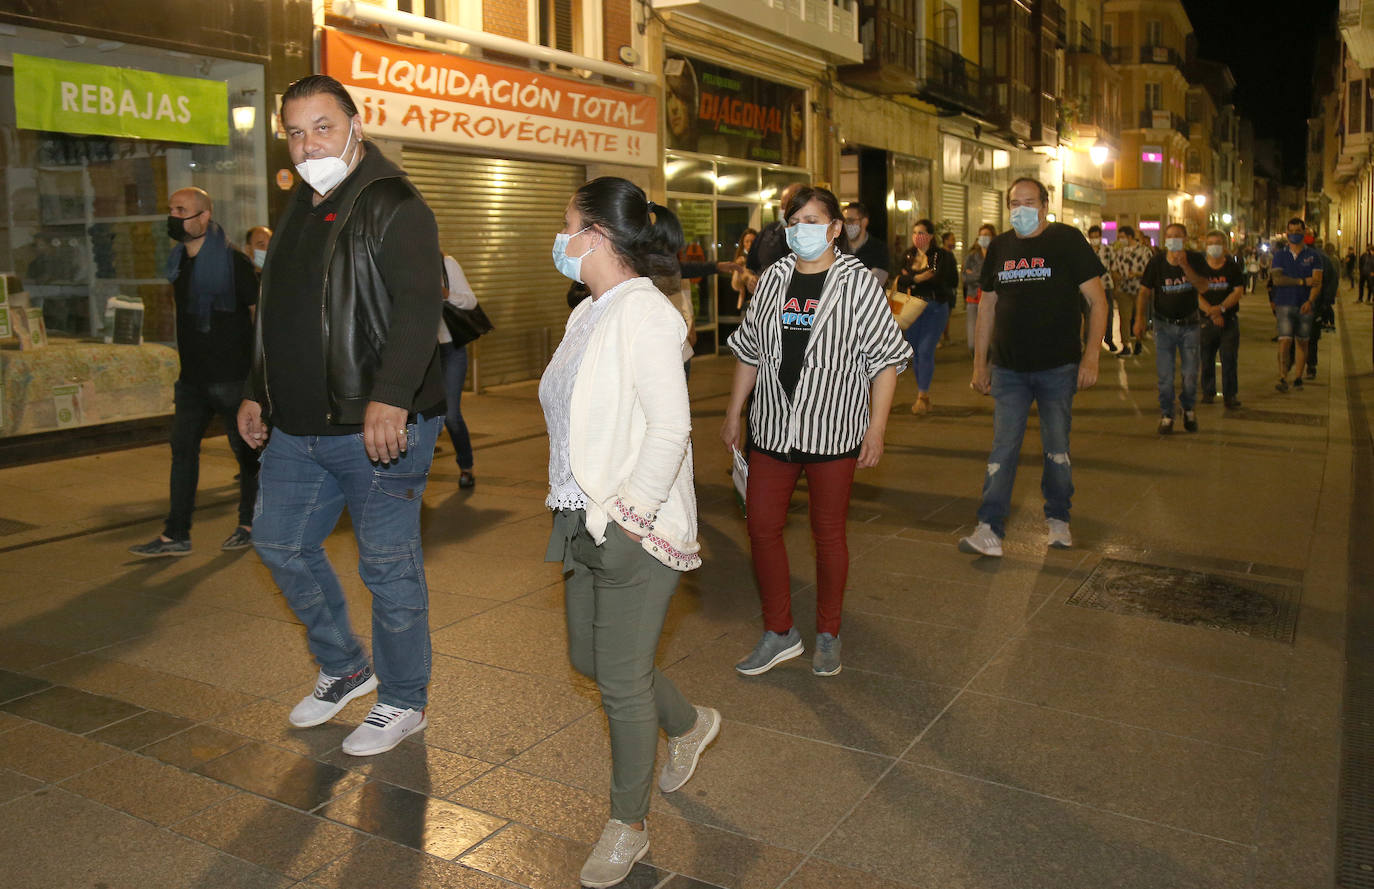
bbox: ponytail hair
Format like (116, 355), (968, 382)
(573, 177), (684, 280)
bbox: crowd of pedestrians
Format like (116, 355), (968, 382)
(116, 73), (1374, 889)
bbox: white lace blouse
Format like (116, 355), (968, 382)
(540, 281), (628, 510)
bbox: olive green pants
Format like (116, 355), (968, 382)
(546, 509), (696, 822)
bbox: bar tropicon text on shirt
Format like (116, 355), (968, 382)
(321, 29), (658, 167)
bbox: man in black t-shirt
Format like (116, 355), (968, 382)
(1195, 230), (1246, 408)
(1137, 223), (1216, 433)
(842, 201), (890, 285)
(129, 187), (259, 558)
(746, 183), (801, 288)
(960, 177), (1107, 558)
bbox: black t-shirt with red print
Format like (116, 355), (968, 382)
(1195, 256), (1245, 318)
(1141, 251), (1205, 323)
(979, 222), (1105, 373)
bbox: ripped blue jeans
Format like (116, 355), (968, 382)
(975, 364), (1077, 539)
(251, 416), (442, 710)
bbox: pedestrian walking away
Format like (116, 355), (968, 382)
(1344, 245), (1357, 289)
(1267, 218), (1323, 393)
(237, 75), (447, 758)
(723, 185), (909, 679)
(1307, 242), (1339, 379)
(540, 178), (718, 889)
(128, 187), (260, 558)
(1137, 223), (1211, 434)
(1195, 230), (1246, 409)
(1087, 224), (1116, 352)
(894, 218), (958, 414)
(1359, 244), (1374, 303)
(961, 177), (1107, 557)
(1108, 224), (1152, 356)
(438, 252), (478, 488)
(963, 224), (995, 355)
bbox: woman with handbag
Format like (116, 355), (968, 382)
(894, 218), (959, 415)
(438, 253), (478, 487)
(722, 185), (910, 678)
(540, 177), (718, 888)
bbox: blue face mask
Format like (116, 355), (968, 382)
(553, 226), (595, 283)
(1010, 205), (1041, 238)
(786, 222), (834, 261)
(1288, 232), (1305, 245)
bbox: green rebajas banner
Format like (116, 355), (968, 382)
(14, 53), (229, 145)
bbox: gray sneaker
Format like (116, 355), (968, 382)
(659, 705), (720, 792)
(580, 818), (649, 888)
(735, 628), (803, 676)
(221, 527), (253, 551)
(812, 633), (842, 676)
(128, 537), (191, 558)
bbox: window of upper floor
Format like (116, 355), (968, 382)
(1186, 93), (1199, 122)
(1144, 82), (1162, 111)
(935, 2), (960, 53)
(1186, 148), (1200, 174)
(396, 0), (441, 17)
(1145, 18), (1163, 47)
(1351, 79), (1366, 135)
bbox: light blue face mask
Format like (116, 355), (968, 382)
(1010, 205), (1041, 237)
(786, 222), (834, 261)
(552, 226), (595, 283)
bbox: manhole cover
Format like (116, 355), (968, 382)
(0, 518), (38, 537)
(1066, 558), (1299, 642)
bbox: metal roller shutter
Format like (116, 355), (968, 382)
(941, 181), (967, 247)
(981, 188), (1004, 234)
(402, 147), (585, 389)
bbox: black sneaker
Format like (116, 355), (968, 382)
(289, 665), (378, 728)
(1305, 367), (1316, 380)
(1183, 410), (1198, 432)
(1133, 342), (1142, 355)
(129, 537), (191, 558)
(221, 527), (252, 551)
(458, 471), (476, 489)
(1293, 376), (1304, 390)
(1275, 378), (1290, 393)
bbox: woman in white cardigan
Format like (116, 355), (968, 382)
(539, 177), (719, 889)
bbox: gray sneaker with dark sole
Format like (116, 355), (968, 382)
(812, 633), (842, 676)
(128, 537), (191, 558)
(735, 628), (803, 676)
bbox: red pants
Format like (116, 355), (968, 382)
(745, 450), (857, 637)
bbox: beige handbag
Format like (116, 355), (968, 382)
(887, 289), (928, 330)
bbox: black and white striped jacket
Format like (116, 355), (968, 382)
(728, 250), (911, 456)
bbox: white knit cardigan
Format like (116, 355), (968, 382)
(567, 277), (701, 571)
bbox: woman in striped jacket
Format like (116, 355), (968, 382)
(722, 185), (912, 678)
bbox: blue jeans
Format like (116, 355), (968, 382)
(252, 415), (443, 710)
(1153, 317), (1200, 415)
(166, 379), (260, 541)
(976, 364), (1077, 539)
(905, 300), (950, 391)
(439, 342), (474, 470)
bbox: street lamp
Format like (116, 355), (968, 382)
(1193, 193), (1208, 208)
(1089, 140), (1109, 166)
(1222, 212), (1233, 224)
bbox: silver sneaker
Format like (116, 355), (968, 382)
(1047, 518), (1072, 549)
(812, 633), (842, 676)
(958, 522), (1003, 557)
(659, 706), (720, 793)
(735, 628), (803, 676)
(580, 818), (649, 888)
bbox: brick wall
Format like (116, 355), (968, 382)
(602, 0), (632, 63)
(484, 0), (527, 41)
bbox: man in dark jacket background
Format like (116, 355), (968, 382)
(237, 75), (445, 757)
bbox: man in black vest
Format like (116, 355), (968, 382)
(238, 76), (445, 757)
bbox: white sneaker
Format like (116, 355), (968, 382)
(958, 522), (1003, 557)
(659, 706), (721, 793)
(341, 703), (427, 756)
(580, 818), (650, 888)
(288, 666), (377, 728)
(1047, 519), (1072, 549)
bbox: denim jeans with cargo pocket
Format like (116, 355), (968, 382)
(252, 416), (442, 711)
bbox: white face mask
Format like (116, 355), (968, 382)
(844, 222), (861, 241)
(1089, 237), (1102, 247)
(1165, 237), (1184, 252)
(295, 125), (359, 196)
(977, 235), (991, 249)
(1206, 245), (1224, 258)
(252, 248), (267, 269)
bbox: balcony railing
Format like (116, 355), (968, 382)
(838, 15), (984, 115)
(983, 80), (1034, 140)
(917, 39), (984, 116)
(1137, 43), (1185, 69)
(1138, 109), (1189, 136)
